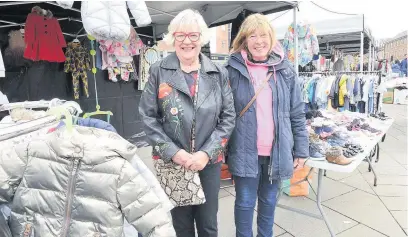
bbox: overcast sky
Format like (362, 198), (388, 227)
(268, 1), (408, 40)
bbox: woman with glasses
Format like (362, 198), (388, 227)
(226, 14), (309, 237)
(139, 9), (236, 237)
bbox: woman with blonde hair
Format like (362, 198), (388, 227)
(226, 13), (309, 237)
(139, 9), (236, 237)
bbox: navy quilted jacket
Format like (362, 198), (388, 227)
(226, 52), (309, 181)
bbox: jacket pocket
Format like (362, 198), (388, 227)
(281, 116), (294, 148)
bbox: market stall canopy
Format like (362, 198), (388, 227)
(0, 1), (296, 40)
(147, 1), (296, 38)
(275, 15), (374, 56)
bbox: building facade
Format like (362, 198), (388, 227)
(379, 31), (407, 62)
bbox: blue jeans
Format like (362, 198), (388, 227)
(234, 157), (280, 237)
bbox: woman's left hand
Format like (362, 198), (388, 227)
(184, 151), (210, 171)
(294, 158), (306, 171)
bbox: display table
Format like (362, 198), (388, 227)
(277, 118), (394, 237)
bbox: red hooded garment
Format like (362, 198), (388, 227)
(23, 9), (66, 62)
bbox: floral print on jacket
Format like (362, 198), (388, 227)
(139, 53), (236, 164)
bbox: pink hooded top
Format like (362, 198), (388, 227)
(241, 42), (284, 156)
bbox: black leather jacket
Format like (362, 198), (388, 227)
(139, 53), (236, 163)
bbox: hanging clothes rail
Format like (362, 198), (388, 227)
(0, 100), (80, 141)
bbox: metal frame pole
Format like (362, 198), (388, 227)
(293, 5), (299, 75)
(360, 32), (364, 72)
(368, 41), (372, 72)
(152, 24), (157, 44)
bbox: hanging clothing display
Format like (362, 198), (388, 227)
(56, 1), (151, 41)
(332, 58), (345, 72)
(299, 73), (380, 114)
(3, 30), (32, 69)
(23, 6), (66, 62)
(283, 22), (319, 67)
(0, 102), (176, 237)
(64, 42), (91, 99)
(99, 27), (142, 82)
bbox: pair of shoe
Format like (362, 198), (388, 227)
(370, 112), (390, 121)
(326, 147), (352, 165)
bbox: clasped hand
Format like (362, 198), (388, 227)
(172, 150), (210, 171)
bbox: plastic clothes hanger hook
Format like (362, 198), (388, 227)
(47, 107), (73, 132)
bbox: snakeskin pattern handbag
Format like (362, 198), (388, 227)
(154, 159), (206, 206)
(154, 66), (206, 207)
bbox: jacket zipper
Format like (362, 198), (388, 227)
(61, 158), (80, 237)
(269, 72), (279, 182)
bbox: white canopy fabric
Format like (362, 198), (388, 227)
(147, 1), (296, 38)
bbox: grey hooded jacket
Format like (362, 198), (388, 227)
(139, 52), (236, 163)
(226, 51), (309, 181)
(0, 126), (176, 237)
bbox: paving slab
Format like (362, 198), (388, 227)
(323, 169), (360, 181)
(219, 188), (231, 199)
(377, 151), (407, 166)
(308, 174), (356, 202)
(275, 195), (358, 237)
(337, 224), (387, 237)
(277, 233), (294, 237)
(391, 211), (408, 229)
(371, 185), (408, 197)
(218, 196), (286, 237)
(323, 189), (407, 237)
(224, 186), (235, 196)
(358, 163), (408, 176)
(362, 173), (408, 186)
(379, 196), (408, 211)
(340, 173), (376, 195)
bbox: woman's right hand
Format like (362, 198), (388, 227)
(172, 149), (192, 166)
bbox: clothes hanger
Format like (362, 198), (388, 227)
(82, 34), (113, 123)
(47, 106), (73, 132)
(72, 27), (83, 43)
(72, 37), (80, 43)
(0, 99), (63, 112)
(19, 24), (25, 36)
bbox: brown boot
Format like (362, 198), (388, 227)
(326, 147), (352, 165)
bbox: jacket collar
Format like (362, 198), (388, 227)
(160, 52), (219, 73)
(228, 52), (290, 73)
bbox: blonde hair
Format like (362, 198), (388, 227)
(163, 9), (211, 46)
(231, 13), (277, 54)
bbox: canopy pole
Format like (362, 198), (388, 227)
(360, 32), (364, 72)
(152, 24), (157, 44)
(368, 40), (372, 72)
(293, 5), (298, 75)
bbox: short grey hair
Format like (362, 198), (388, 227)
(163, 9), (211, 46)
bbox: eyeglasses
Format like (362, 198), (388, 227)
(173, 32), (201, 42)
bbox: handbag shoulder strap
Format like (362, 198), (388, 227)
(239, 72), (273, 118)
